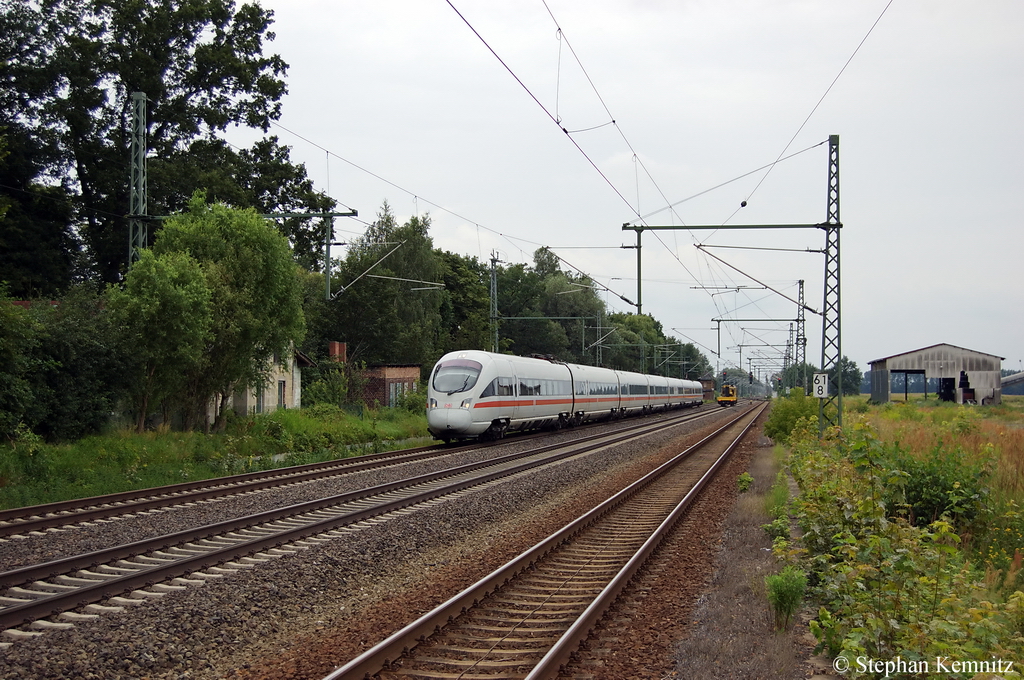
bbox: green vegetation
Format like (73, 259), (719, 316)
(2, 2), (716, 450)
(763, 388), (819, 443)
(0, 405), (430, 510)
(737, 471), (753, 493)
(151, 194), (307, 431)
(771, 397), (1024, 674)
(761, 471), (792, 541)
(765, 565), (807, 631)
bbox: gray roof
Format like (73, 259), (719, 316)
(869, 343), (1004, 366)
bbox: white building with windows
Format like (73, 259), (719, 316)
(231, 348), (316, 415)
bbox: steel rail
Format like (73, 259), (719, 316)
(527, 402), (766, 679)
(0, 405), (714, 537)
(323, 402), (764, 680)
(0, 407), (720, 632)
(0, 442), (460, 536)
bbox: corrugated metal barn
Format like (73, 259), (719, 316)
(869, 343), (1004, 405)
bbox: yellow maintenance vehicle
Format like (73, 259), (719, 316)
(717, 383), (738, 407)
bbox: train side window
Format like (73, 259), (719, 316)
(520, 381), (540, 396)
(480, 379), (497, 398)
(498, 377), (515, 396)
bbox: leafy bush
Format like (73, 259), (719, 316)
(762, 516), (790, 540)
(787, 423), (1024, 670)
(887, 440), (990, 530)
(396, 386), (426, 414)
(737, 471), (753, 493)
(764, 388), (819, 443)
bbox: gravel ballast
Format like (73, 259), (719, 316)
(0, 408), (738, 679)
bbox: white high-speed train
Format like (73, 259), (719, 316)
(426, 350), (704, 441)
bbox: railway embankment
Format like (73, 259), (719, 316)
(755, 394), (1024, 678)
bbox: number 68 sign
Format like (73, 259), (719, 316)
(812, 373), (829, 398)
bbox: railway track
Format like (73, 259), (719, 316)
(0, 405), (722, 639)
(0, 441), (462, 539)
(0, 406), (715, 540)
(324, 401), (766, 680)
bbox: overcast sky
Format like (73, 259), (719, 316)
(229, 0), (1024, 377)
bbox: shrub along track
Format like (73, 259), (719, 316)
(323, 403), (766, 680)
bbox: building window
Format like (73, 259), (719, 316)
(278, 380), (286, 408)
(255, 389), (264, 414)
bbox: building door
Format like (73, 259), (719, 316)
(938, 378), (955, 402)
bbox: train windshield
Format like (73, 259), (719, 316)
(432, 359), (483, 395)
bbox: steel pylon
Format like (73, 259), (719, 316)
(818, 135), (842, 434)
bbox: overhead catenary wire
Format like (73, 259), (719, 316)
(445, 0), (639, 220)
(266, 118), (642, 309)
(738, 0), (894, 209)
(671, 1), (892, 368)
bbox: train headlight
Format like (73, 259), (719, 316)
(460, 398), (472, 409)
(428, 398), (437, 409)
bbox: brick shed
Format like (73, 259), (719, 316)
(363, 364), (421, 408)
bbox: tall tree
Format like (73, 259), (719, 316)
(106, 249), (212, 432)
(329, 203), (443, 368)
(0, 286), (40, 439)
(435, 250), (490, 355)
(828, 355), (863, 396)
(153, 193), (305, 430)
(1, 0), (332, 283)
(781, 361), (817, 391)
(0, 121), (80, 297)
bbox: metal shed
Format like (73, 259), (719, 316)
(869, 343), (1004, 405)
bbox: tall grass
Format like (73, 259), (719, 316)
(851, 396), (1024, 591)
(765, 396), (1024, 666)
(870, 403), (1024, 498)
(0, 404), (431, 510)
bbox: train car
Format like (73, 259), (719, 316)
(717, 383), (738, 407)
(427, 350), (703, 441)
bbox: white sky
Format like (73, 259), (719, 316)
(229, 0), (1024, 377)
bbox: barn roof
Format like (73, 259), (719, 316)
(869, 343), (1004, 366)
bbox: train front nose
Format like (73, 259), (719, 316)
(427, 405), (473, 437)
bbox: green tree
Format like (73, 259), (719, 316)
(655, 341), (711, 380)
(436, 250), (491, 355)
(149, 136), (337, 271)
(153, 193), (305, 430)
(30, 286), (131, 441)
(1, 0), (332, 283)
(106, 249), (212, 432)
(495, 261), (547, 356)
(604, 313), (674, 373)
(0, 134), (9, 222)
(829, 355), (863, 396)
(1, 285), (127, 442)
(782, 361), (817, 392)
(0, 120), (81, 298)
(329, 203), (443, 368)
(0, 286), (40, 439)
